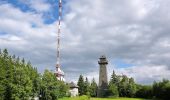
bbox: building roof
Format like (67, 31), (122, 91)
(69, 82), (79, 88)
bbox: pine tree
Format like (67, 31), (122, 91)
(89, 78), (98, 97)
(0, 49), (68, 100)
(127, 77), (136, 97)
(108, 83), (119, 97)
(109, 70), (119, 97)
(110, 70), (119, 86)
(84, 77), (90, 95)
(77, 75), (85, 95)
(119, 75), (129, 97)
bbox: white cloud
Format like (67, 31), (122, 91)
(30, 0), (51, 12)
(115, 65), (170, 84)
(0, 0), (170, 84)
(0, 3), (57, 71)
(18, 0), (51, 12)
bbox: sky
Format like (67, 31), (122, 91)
(0, 0), (170, 84)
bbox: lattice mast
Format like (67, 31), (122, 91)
(55, 0), (65, 81)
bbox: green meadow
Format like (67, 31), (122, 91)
(90, 98), (149, 100)
(59, 96), (150, 100)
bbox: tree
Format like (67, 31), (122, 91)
(0, 49), (69, 100)
(110, 70), (119, 86)
(84, 77), (90, 95)
(89, 78), (98, 97)
(163, 82), (170, 100)
(135, 85), (153, 99)
(153, 79), (170, 100)
(11, 67), (33, 100)
(108, 83), (119, 97)
(40, 70), (68, 100)
(118, 75), (129, 97)
(126, 78), (136, 97)
(77, 75), (85, 95)
(108, 70), (119, 97)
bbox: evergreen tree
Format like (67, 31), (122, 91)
(84, 77), (90, 95)
(153, 79), (170, 100)
(77, 75), (85, 95)
(135, 85), (153, 99)
(108, 83), (119, 97)
(0, 49), (69, 100)
(89, 78), (98, 97)
(119, 75), (129, 97)
(108, 70), (119, 97)
(110, 70), (119, 86)
(126, 78), (136, 97)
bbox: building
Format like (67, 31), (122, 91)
(97, 55), (109, 97)
(69, 82), (79, 97)
(55, 67), (65, 81)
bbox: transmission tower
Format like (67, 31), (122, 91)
(55, 0), (65, 81)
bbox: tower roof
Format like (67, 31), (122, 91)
(98, 55), (108, 64)
(100, 55), (106, 59)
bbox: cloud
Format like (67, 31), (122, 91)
(62, 0), (170, 83)
(0, 3), (57, 72)
(115, 65), (170, 84)
(18, 0), (51, 12)
(0, 0), (170, 84)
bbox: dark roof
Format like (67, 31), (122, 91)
(69, 82), (79, 88)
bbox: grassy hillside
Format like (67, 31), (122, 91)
(59, 96), (149, 100)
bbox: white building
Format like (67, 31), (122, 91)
(55, 67), (65, 81)
(69, 82), (79, 97)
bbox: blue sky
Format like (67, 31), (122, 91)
(0, 0), (71, 24)
(4, 0), (58, 24)
(0, 0), (133, 74)
(0, 0), (170, 84)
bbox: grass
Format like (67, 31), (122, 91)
(59, 96), (150, 100)
(59, 95), (89, 100)
(90, 97), (149, 100)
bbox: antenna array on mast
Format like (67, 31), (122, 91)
(55, 0), (65, 81)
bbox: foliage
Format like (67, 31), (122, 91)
(152, 79), (170, 100)
(90, 78), (98, 97)
(0, 49), (68, 100)
(84, 77), (90, 95)
(135, 85), (153, 99)
(108, 83), (119, 97)
(108, 71), (136, 98)
(0, 49), (38, 100)
(39, 70), (69, 100)
(77, 75), (85, 95)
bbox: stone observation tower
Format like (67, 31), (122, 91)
(97, 55), (108, 97)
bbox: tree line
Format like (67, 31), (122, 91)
(77, 70), (170, 100)
(0, 49), (68, 100)
(77, 75), (98, 97)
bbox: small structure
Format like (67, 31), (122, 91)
(69, 82), (79, 97)
(55, 67), (65, 81)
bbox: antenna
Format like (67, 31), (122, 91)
(55, 0), (65, 81)
(56, 0), (62, 68)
